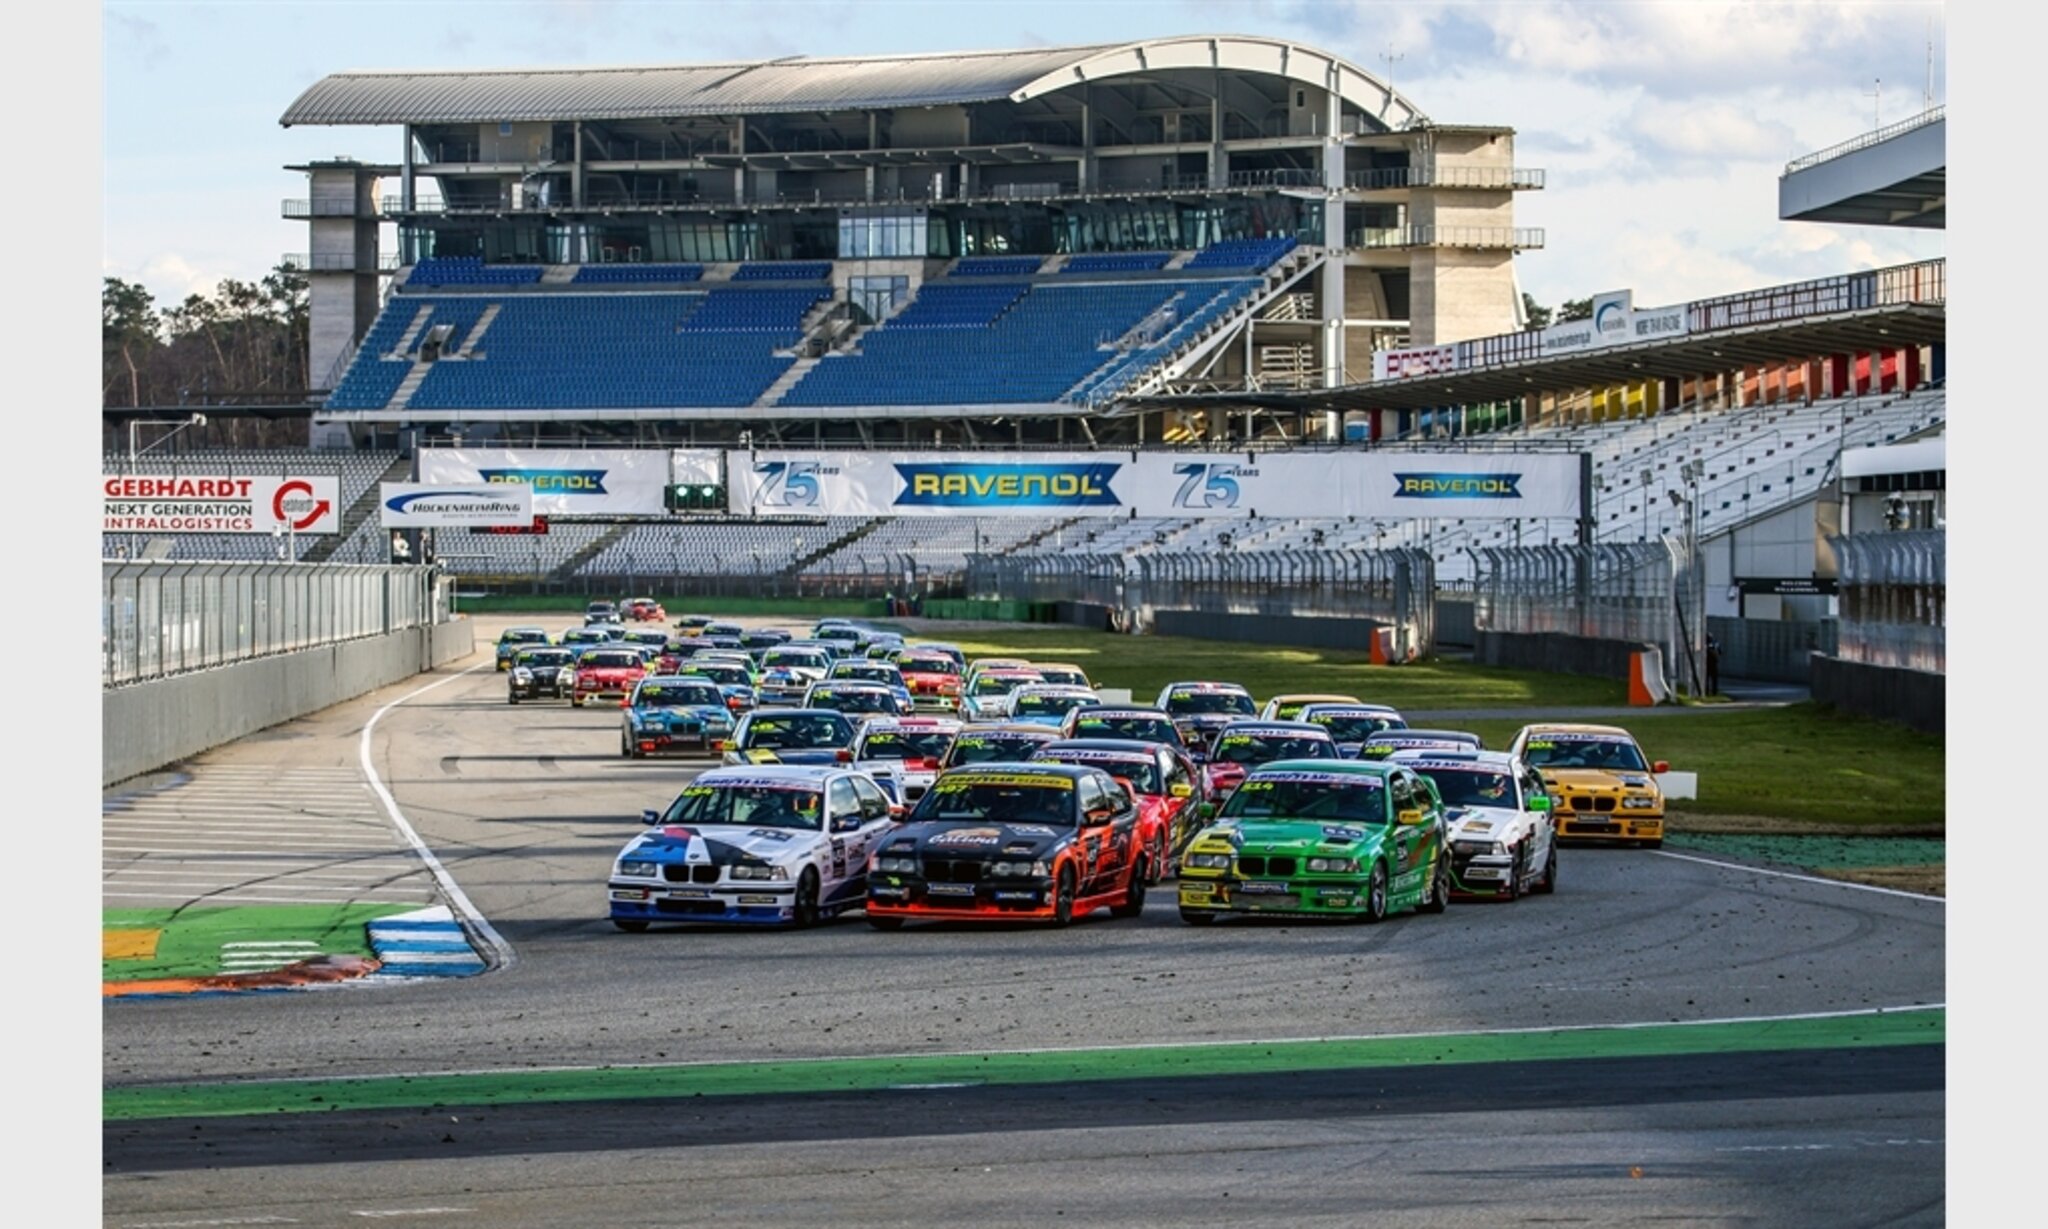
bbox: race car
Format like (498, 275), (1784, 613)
(1507, 723), (1668, 848)
(1298, 703), (1409, 758)
(620, 628), (673, 659)
(675, 615), (717, 637)
(1200, 720), (1341, 805)
(608, 765), (898, 930)
(862, 634), (908, 660)
(620, 675), (737, 758)
(569, 645), (649, 707)
(894, 648), (964, 713)
(803, 679), (910, 719)
(584, 600), (620, 626)
(827, 659), (915, 713)
(1153, 681), (1258, 759)
(847, 715), (962, 807)
(1059, 706), (1191, 755)
(1177, 759), (1452, 925)
(622, 597), (667, 623)
(741, 628), (793, 656)
(720, 708), (857, 767)
(958, 667), (1045, 721)
(507, 646), (577, 703)
(680, 660), (758, 714)
(757, 646), (834, 705)
(1389, 749), (1557, 899)
(1029, 739), (1201, 883)
(495, 626), (552, 671)
(701, 621), (746, 641)
(864, 762), (1150, 928)
(559, 625), (616, 655)
(914, 641), (966, 668)
(1354, 729), (1486, 761)
(1259, 692), (1362, 722)
(939, 724), (1066, 768)
(1004, 683), (1103, 728)
(814, 624), (867, 653)
(1030, 662), (1093, 688)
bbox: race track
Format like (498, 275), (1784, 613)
(102, 616), (1947, 1227)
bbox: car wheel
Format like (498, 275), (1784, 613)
(866, 914), (904, 930)
(612, 919), (649, 933)
(1147, 833), (1168, 884)
(620, 735), (635, 759)
(1640, 838), (1665, 850)
(792, 868), (821, 929)
(1536, 845), (1558, 895)
(1504, 845), (1525, 902)
(1179, 908), (1216, 926)
(1421, 853), (1450, 914)
(508, 695), (519, 705)
(1361, 861), (1390, 924)
(1110, 858), (1148, 919)
(1051, 865), (1077, 927)
(571, 697), (584, 708)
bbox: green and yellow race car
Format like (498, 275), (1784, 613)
(1177, 759), (1452, 924)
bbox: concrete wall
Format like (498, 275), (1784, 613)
(1472, 630), (1648, 681)
(103, 619), (476, 787)
(1435, 598), (1476, 649)
(1154, 610), (1386, 651)
(1810, 654), (1945, 733)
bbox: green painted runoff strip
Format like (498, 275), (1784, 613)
(103, 1007), (1942, 1121)
(102, 904), (414, 982)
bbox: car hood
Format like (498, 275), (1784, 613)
(1194, 818), (1388, 856)
(579, 666), (642, 680)
(734, 746), (843, 766)
(1442, 805), (1525, 841)
(629, 704), (731, 726)
(880, 822), (1074, 862)
(623, 824), (819, 866)
(1540, 768), (1658, 791)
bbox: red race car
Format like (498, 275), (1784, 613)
(622, 597), (667, 622)
(1028, 739), (1203, 882)
(570, 646), (650, 708)
(895, 648), (965, 713)
(1200, 720), (1341, 805)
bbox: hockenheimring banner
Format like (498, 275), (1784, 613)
(378, 482), (535, 528)
(417, 448), (668, 515)
(725, 452), (1584, 520)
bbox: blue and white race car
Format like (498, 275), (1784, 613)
(1389, 749), (1557, 899)
(620, 675), (737, 759)
(608, 766), (899, 929)
(721, 708), (858, 767)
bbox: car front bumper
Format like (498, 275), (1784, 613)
(866, 875), (1059, 920)
(1555, 812), (1662, 842)
(1176, 871), (1370, 915)
(608, 882), (797, 924)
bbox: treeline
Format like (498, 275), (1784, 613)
(102, 263), (315, 448)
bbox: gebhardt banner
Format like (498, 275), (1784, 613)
(417, 448), (667, 515)
(102, 474), (341, 535)
(379, 482), (535, 528)
(731, 452), (1583, 520)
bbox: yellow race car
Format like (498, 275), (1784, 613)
(1505, 723), (1668, 848)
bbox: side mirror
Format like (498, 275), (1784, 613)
(831, 815), (860, 834)
(1526, 794), (1552, 813)
(1397, 808), (1426, 826)
(640, 809), (659, 826)
(1169, 782), (1193, 799)
(1652, 760), (1670, 774)
(1084, 807), (1116, 827)
(888, 803), (906, 821)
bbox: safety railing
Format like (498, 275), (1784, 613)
(1828, 529), (1944, 673)
(1345, 166), (1545, 191)
(1471, 543), (1681, 684)
(1785, 106), (1944, 174)
(1350, 225), (1545, 250)
(103, 561), (452, 688)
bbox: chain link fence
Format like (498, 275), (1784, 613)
(1472, 543), (1682, 684)
(104, 561), (452, 687)
(1829, 530), (1944, 673)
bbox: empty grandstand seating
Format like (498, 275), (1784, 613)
(1185, 237), (1299, 270)
(571, 263), (704, 284)
(733, 261), (831, 282)
(578, 519), (871, 579)
(1062, 252), (1171, 274)
(952, 257), (1044, 277)
(407, 257), (544, 287)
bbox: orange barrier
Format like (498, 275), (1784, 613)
(1628, 650), (1669, 706)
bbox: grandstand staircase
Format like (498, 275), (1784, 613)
(758, 356), (824, 407)
(1003, 516), (1091, 556)
(554, 525), (633, 580)
(299, 456), (412, 564)
(789, 519), (888, 572)
(1104, 244), (1324, 401)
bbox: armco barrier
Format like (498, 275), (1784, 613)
(1809, 653), (1945, 733)
(103, 618), (476, 786)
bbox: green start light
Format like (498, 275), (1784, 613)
(668, 482), (728, 512)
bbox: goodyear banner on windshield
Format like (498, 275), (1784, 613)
(418, 448), (666, 515)
(732, 452), (1136, 518)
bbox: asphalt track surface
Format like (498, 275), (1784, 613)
(102, 616), (1947, 1227)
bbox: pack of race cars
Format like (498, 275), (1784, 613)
(491, 610), (1670, 935)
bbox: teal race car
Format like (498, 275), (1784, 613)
(1176, 759), (1452, 924)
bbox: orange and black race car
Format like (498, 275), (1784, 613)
(864, 762), (1150, 928)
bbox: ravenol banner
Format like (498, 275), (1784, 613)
(378, 482), (534, 528)
(103, 474), (341, 535)
(731, 452), (1582, 520)
(418, 449), (666, 515)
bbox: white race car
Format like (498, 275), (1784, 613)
(1389, 748), (1558, 900)
(847, 715), (962, 807)
(608, 766), (899, 930)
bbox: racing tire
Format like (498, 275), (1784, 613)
(1360, 861), (1390, 924)
(792, 868), (821, 929)
(508, 695), (519, 705)
(1639, 839), (1665, 850)
(1420, 854), (1450, 914)
(1110, 859), (1149, 919)
(1147, 833), (1169, 885)
(1178, 908), (1216, 926)
(1051, 866), (1077, 928)
(866, 914), (904, 930)
(571, 697), (585, 708)
(612, 919), (649, 933)
(1536, 846), (1558, 895)
(1504, 845), (1525, 902)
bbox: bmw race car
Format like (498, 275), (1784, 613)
(1030, 662), (1093, 689)
(1004, 683), (1103, 727)
(495, 626), (552, 670)
(847, 715), (962, 806)
(827, 659), (916, 713)
(958, 667), (1045, 721)
(939, 724), (1065, 768)
(584, 600), (620, 626)
(803, 680), (910, 719)
(1177, 760), (1452, 925)
(507, 646), (577, 702)
(1507, 723), (1668, 848)
(675, 615), (717, 637)
(622, 597), (667, 623)
(559, 625), (616, 655)
(1391, 749), (1557, 899)
(569, 646), (649, 707)
(894, 648), (964, 713)
(720, 708), (858, 767)
(1030, 739), (1201, 883)
(1298, 704), (1409, 758)
(1354, 729), (1485, 761)
(608, 766), (899, 930)
(864, 763), (1150, 928)
(1258, 693), (1362, 722)
(1153, 681), (1258, 759)
(1200, 720), (1341, 806)
(757, 646), (834, 706)
(1059, 706), (1191, 756)
(621, 675), (738, 758)
(679, 660), (758, 715)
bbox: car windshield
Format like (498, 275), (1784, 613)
(564, 630), (605, 643)
(856, 729), (955, 761)
(765, 651), (828, 670)
(912, 777), (1077, 826)
(636, 683), (723, 708)
(945, 735), (1045, 766)
(899, 655), (958, 675)
(1221, 775), (1387, 823)
(1164, 689), (1256, 715)
(813, 689), (895, 714)
(1211, 732), (1335, 765)
(1308, 712), (1406, 743)
(582, 651), (642, 669)
(1071, 714), (1176, 743)
(1041, 755), (1160, 794)
(1015, 692), (1090, 716)
(1037, 669), (1087, 686)
(518, 650), (573, 667)
(819, 628), (861, 642)
(1417, 768), (1516, 807)
(741, 714), (852, 750)
(833, 665), (897, 683)
(627, 632), (668, 645)
(974, 675), (1032, 695)
(502, 630), (547, 644)
(689, 665), (747, 686)
(1521, 735), (1649, 772)
(659, 782), (824, 831)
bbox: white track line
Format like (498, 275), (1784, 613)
(1654, 849), (1947, 902)
(359, 660), (515, 972)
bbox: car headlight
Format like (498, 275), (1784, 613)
(1622, 795), (1659, 809)
(989, 860), (1050, 878)
(728, 863), (788, 881)
(616, 860), (658, 877)
(1185, 852), (1232, 870)
(873, 855), (919, 874)
(1306, 857), (1358, 873)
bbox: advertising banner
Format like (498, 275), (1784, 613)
(417, 448), (667, 515)
(1371, 344), (1459, 381)
(103, 474), (340, 535)
(731, 452), (1583, 521)
(379, 482), (534, 528)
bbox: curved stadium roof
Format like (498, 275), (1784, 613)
(279, 35), (1427, 130)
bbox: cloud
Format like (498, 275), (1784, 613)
(1626, 98), (1799, 166)
(104, 9), (170, 71)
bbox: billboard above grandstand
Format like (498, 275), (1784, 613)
(418, 448), (666, 515)
(378, 482), (534, 528)
(102, 474), (340, 536)
(1372, 288), (1689, 380)
(725, 451), (1583, 520)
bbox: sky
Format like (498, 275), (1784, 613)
(102, 0), (1946, 315)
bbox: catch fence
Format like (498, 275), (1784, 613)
(1829, 530), (1944, 673)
